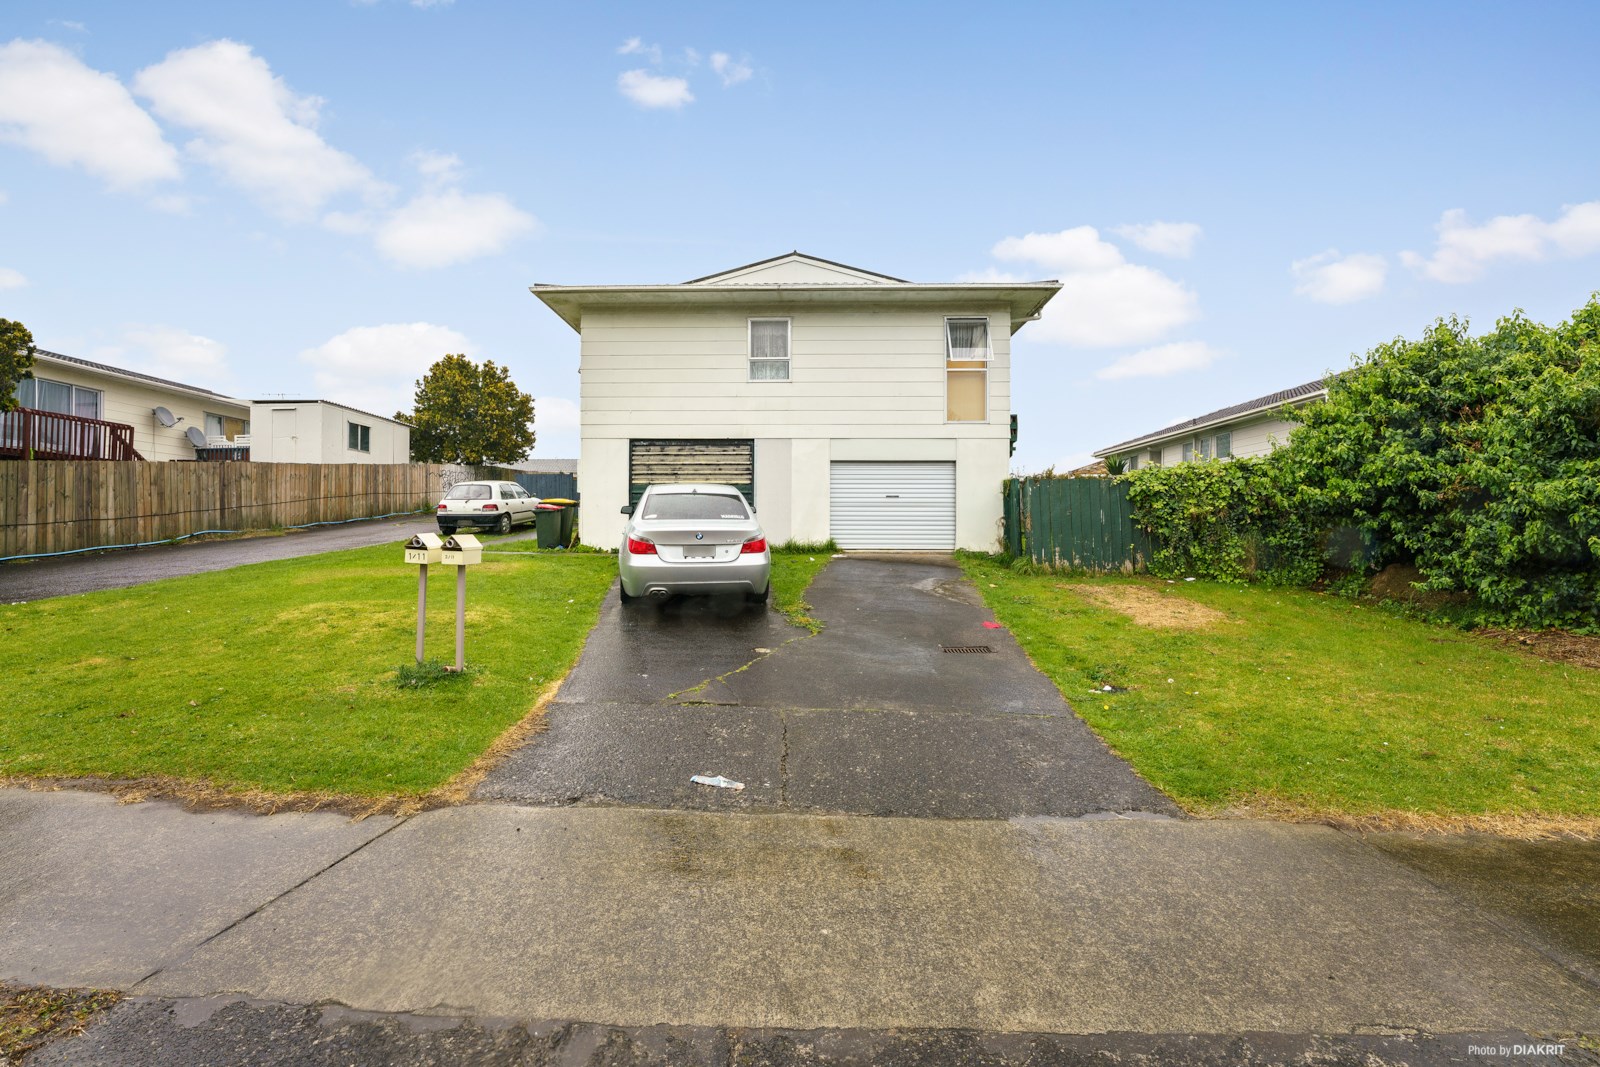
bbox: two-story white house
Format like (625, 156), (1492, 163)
(532, 253), (1060, 551)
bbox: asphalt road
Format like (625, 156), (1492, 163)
(0, 515), (537, 602)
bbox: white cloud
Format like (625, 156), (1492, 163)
(0, 39), (180, 188)
(616, 37), (663, 64)
(710, 52), (753, 87)
(0, 267), (27, 289)
(123, 325), (230, 383)
(1401, 201), (1600, 283)
(133, 39), (385, 219)
(618, 68), (693, 109)
(1112, 220), (1202, 258)
(984, 226), (1200, 347)
(1291, 249), (1387, 304)
(374, 189), (537, 269)
(411, 0), (455, 7)
(993, 227), (1124, 272)
(300, 322), (473, 416)
(410, 149), (463, 187)
(1096, 341), (1220, 381)
(48, 20), (87, 33)
(1036, 264), (1198, 347)
(147, 193), (192, 215)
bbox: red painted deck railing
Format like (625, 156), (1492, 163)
(0, 407), (144, 461)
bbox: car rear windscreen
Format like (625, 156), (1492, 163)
(445, 484), (491, 500)
(642, 494), (749, 521)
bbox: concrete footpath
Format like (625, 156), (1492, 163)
(3, 789), (1597, 1061)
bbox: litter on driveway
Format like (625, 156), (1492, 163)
(981, 621), (1003, 630)
(690, 774), (745, 791)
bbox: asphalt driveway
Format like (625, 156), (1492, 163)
(476, 555), (1179, 819)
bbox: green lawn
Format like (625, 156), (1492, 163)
(960, 556), (1600, 823)
(2, 546), (617, 797)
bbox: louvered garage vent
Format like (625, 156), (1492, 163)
(629, 439), (755, 507)
(829, 461), (957, 550)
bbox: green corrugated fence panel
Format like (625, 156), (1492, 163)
(1007, 477), (1145, 574)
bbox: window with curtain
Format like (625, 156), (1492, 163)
(749, 319), (790, 381)
(945, 318), (991, 360)
(1181, 441), (1195, 462)
(205, 413), (226, 439)
(1215, 431), (1233, 458)
(946, 318), (989, 422)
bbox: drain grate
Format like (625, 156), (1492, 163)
(941, 645), (996, 654)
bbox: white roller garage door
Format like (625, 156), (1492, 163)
(829, 462), (956, 550)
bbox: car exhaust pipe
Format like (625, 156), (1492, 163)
(646, 588), (671, 602)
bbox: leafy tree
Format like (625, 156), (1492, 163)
(397, 354), (536, 464)
(1, 318), (37, 413)
(1288, 296), (1600, 629)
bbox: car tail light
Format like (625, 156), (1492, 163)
(740, 536), (767, 554)
(436, 503), (447, 511)
(627, 536), (657, 555)
(482, 503), (499, 510)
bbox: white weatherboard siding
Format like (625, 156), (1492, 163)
(1149, 413), (1301, 466)
(578, 305), (1014, 550)
(28, 357), (248, 462)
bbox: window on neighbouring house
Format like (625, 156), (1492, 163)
(945, 317), (990, 422)
(15, 377), (102, 419)
(348, 422), (371, 452)
(204, 413), (226, 439)
(1198, 436), (1214, 460)
(749, 319), (790, 381)
(1181, 441), (1194, 462)
(1125, 454), (1139, 471)
(1215, 431), (1233, 458)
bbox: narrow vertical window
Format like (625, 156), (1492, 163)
(749, 319), (790, 381)
(1215, 431), (1233, 458)
(945, 317), (990, 422)
(1182, 441), (1195, 463)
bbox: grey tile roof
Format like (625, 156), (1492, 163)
(35, 349), (239, 401)
(1096, 378), (1329, 456)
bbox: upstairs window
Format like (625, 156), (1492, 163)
(348, 421), (371, 452)
(14, 377), (101, 419)
(945, 317), (991, 422)
(749, 319), (790, 381)
(1215, 431), (1233, 458)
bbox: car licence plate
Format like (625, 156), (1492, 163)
(682, 546), (715, 559)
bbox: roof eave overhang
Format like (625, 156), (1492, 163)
(1092, 390), (1329, 458)
(33, 352), (247, 409)
(530, 282), (1062, 335)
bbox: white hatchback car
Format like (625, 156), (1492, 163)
(435, 480), (540, 535)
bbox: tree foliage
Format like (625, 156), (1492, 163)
(398, 354), (536, 465)
(0, 318), (37, 413)
(1124, 455), (1325, 585)
(1288, 297), (1600, 629)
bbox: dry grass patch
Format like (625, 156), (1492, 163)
(1065, 582), (1233, 629)
(1208, 794), (1600, 840)
(1, 982), (119, 1064)
(1478, 628), (1600, 671)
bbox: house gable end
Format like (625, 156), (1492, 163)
(687, 252), (905, 286)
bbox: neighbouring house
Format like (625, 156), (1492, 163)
(532, 251), (1061, 550)
(3, 349), (251, 461)
(1092, 378), (1328, 470)
(247, 400), (411, 464)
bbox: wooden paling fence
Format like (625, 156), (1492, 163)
(1003, 476), (1151, 574)
(0, 461), (470, 558)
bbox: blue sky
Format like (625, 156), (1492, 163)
(2, 1), (1597, 469)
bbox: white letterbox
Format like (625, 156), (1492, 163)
(440, 533), (483, 566)
(404, 532), (444, 565)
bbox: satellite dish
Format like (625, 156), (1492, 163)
(185, 425), (208, 447)
(153, 406), (177, 427)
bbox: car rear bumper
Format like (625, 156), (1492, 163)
(620, 551), (771, 596)
(438, 512), (508, 529)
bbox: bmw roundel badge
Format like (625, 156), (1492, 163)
(694, 532), (704, 540)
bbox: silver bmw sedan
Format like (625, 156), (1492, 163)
(618, 483), (771, 605)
